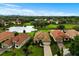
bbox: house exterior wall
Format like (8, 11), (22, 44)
(43, 42), (51, 46)
(33, 39), (41, 43)
(64, 38), (70, 41)
(2, 43), (12, 49)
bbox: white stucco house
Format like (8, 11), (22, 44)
(8, 26), (37, 33)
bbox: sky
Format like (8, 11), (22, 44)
(0, 3), (79, 16)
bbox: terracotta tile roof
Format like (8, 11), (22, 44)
(64, 33), (70, 38)
(34, 31), (50, 42)
(0, 32), (14, 42)
(78, 32), (79, 35)
(50, 30), (65, 41)
(3, 39), (13, 46)
(65, 30), (79, 38)
(12, 33), (30, 45)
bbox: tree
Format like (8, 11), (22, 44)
(57, 25), (65, 30)
(69, 36), (79, 56)
(0, 23), (4, 27)
(0, 42), (2, 48)
(32, 19), (48, 29)
(14, 32), (19, 36)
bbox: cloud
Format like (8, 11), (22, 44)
(0, 3), (20, 8)
(0, 8), (35, 16)
(0, 3), (78, 16)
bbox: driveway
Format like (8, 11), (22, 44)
(43, 45), (52, 56)
(43, 42), (52, 56)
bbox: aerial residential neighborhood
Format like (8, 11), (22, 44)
(0, 16), (79, 56)
(0, 3), (79, 56)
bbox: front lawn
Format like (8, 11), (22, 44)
(28, 45), (43, 56)
(0, 51), (15, 56)
(0, 47), (26, 56)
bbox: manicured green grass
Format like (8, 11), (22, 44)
(13, 49), (25, 56)
(64, 24), (77, 29)
(46, 24), (78, 29)
(28, 45), (43, 56)
(23, 23), (78, 30)
(27, 32), (35, 37)
(0, 48), (26, 56)
(46, 24), (58, 29)
(39, 29), (49, 32)
(0, 51), (14, 56)
(24, 22), (32, 26)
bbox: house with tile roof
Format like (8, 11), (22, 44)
(34, 31), (51, 45)
(50, 30), (70, 43)
(0, 32), (14, 43)
(2, 33), (30, 49)
(65, 30), (79, 39)
(34, 31), (52, 56)
(2, 39), (13, 48)
(13, 33), (30, 49)
(16, 18), (22, 25)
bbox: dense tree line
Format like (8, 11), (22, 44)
(0, 16), (79, 23)
(0, 16), (79, 28)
